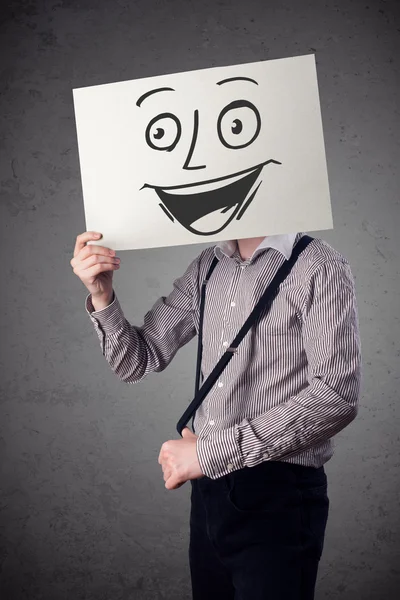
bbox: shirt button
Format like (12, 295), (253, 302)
(262, 452), (269, 459)
(222, 341), (228, 347)
(218, 381), (224, 388)
(209, 420), (215, 425)
(227, 463), (234, 471)
(231, 301), (236, 307)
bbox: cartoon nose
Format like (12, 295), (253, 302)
(182, 110), (206, 170)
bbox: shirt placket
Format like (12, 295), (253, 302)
(204, 259), (249, 431)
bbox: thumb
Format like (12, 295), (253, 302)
(182, 427), (196, 438)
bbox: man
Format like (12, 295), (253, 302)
(71, 228), (362, 599)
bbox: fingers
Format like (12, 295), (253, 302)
(78, 253), (119, 271)
(71, 256), (120, 283)
(73, 231), (102, 258)
(163, 468), (172, 482)
(78, 243), (116, 262)
(165, 478), (175, 490)
(181, 427), (195, 438)
(72, 231), (114, 261)
(159, 441), (187, 489)
(158, 441), (171, 465)
(159, 445), (173, 482)
(165, 476), (185, 490)
(160, 459), (184, 487)
(71, 232), (118, 270)
(76, 262), (120, 282)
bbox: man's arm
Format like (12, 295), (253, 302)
(196, 257), (362, 479)
(85, 254), (201, 383)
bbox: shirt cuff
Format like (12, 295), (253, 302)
(238, 417), (277, 463)
(196, 424), (245, 480)
(85, 291), (127, 334)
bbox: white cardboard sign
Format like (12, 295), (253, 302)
(73, 53), (333, 251)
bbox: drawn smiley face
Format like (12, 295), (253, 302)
(137, 77), (281, 236)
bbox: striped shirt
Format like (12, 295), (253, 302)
(85, 232), (362, 480)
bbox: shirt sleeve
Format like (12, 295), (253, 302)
(85, 254), (201, 383)
(196, 257), (362, 479)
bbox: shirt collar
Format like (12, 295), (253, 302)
(214, 232), (299, 262)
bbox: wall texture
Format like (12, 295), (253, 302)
(1, 0), (399, 598)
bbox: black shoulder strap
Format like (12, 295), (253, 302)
(194, 255), (219, 396)
(177, 234), (314, 436)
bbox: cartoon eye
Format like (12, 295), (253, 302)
(217, 100), (261, 149)
(145, 112), (182, 151)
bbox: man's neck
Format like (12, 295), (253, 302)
(237, 237), (265, 261)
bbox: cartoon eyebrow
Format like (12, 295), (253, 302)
(136, 87), (175, 107)
(216, 76), (258, 86)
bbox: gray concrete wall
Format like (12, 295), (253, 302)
(1, 0), (399, 598)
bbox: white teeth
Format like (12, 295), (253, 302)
(162, 169), (257, 196)
(191, 205), (237, 231)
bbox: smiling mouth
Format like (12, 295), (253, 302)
(142, 159), (281, 236)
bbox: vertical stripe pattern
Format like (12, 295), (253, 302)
(85, 233), (362, 480)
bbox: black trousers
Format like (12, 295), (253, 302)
(189, 460), (329, 600)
